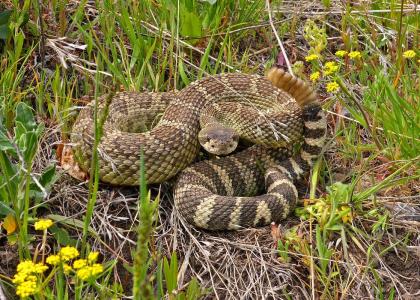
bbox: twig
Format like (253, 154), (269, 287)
(265, 0), (293, 75)
(0, 284), (7, 300)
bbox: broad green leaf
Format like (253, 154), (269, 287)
(14, 121), (27, 144)
(15, 102), (36, 132)
(180, 10), (202, 41)
(0, 10), (12, 25)
(39, 164), (57, 188)
(0, 201), (14, 215)
(0, 130), (15, 152)
(0, 24), (11, 40)
(186, 278), (203, 299)
(23, 131), (38, 163)
(49, 225), (76, 246)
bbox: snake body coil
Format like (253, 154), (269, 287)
(71, 68), (326, 230)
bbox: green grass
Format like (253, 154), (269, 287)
(0, 0), (419, 299)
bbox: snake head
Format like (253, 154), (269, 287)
(198, 125), (239, 156)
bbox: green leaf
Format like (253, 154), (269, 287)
(0, 24), (11, 40)
(47, 214), (96, 235)
(163, 252), (178, 296)
(0, 10), (12, 25)
(178, 60), (190, 86)
(0, 152), (19, 203)
(186, 278), (201, 300)
(14, 121), (27, 143)
(15, 102), (37, 132)
(39, 164), (57, 188)
(49, 225), (76, 246)
(23, 131), (38, 163)
(0, 130), (15, 152)
(29, 165), (58, 198)
(0, 201), (14, 216)
(180, 10), (202, 41)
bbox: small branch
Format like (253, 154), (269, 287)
(0, 284), (7, 300)
(265, 0), (293, 75)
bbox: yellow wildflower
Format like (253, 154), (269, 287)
(305, 54), (319, 62)
(13, 260), (44, 279)
(309, 71), (320, 82)
(335, 50), (348, 58)
(73, 259), (87, 269)
(403, 50), (416, 59)
(16, 261), (36, 274)
(63, 263), (73, 275)
(12, 272), (28, 285)
(24, 275), (37, 283)
(59, 246), (79, 261)
(33, 263), (48, 274)
(46, 255), (61, 266)
(76, 264), (104, 281)
(348, 51), (362, 59)
(34, 219), (53, 231)
(15, 279), (37, 298)
(324, 61), (339, 75)
(340, 206), (353, 223)
(87, 251), (99, 263)
(326, 82), (340, 93)
(90, 263), (103, 276)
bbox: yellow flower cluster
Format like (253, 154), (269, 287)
(302, 199), (352, 225)
(335, 50), (348, 58)
(403, 50), (416, 59)
(310, 71), (320, 82)
(46, 254), (61, 265)
(305, 54), (319, 62)
(13, 248), (103, 297)
(326, 82), (340, 93)
(45, 248), (103, 280)
(12, 261), (48, 298)
(76, 263), (104, 281)
(46, 246), (79, 266)
(15, 279), (37, 298)
(324, 61), (339, 75)
(340, 205), (353, 223)
(34, 219), (53, 231)
(348, 51), (362, 59)
(88, 251), (99, 263)
(15, 261), (48, 276)
(60, 246), (80, 261)
(63, 263), (73, 274)
(74, 251), (102, 281)
(73, 259), (87, 269)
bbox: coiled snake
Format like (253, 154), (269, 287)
(71, 68), (326, 230)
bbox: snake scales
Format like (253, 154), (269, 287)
(71, 68), (326, 230)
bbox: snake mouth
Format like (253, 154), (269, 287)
(198, 126), (239, 155)
(203, 140), (239, 156)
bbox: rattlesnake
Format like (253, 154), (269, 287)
(71, 68), (326, 230)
